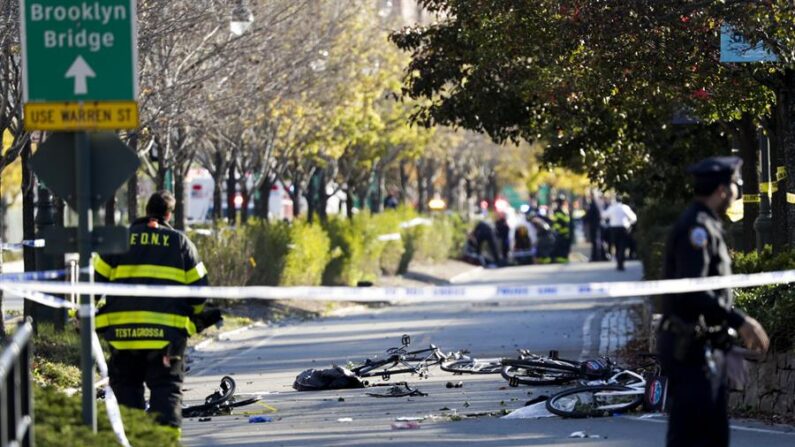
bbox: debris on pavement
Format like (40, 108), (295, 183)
(446, 381), (464, 388)
(249, 416), (273, 423)
(502, 401), (555, 419)
(391, 421), (421, 430)
(198, 417), (212, 422)
(337, 397), (345, 402)
(182, 376), (260, 418)
(366, 383), (427, 398)
(569, 431), (601, 439)
(337, 417), (354, 423)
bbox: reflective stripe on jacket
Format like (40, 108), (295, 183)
(94, 217), (208, 350)
(551, 209), (571, 238)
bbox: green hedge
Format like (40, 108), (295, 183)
(280, 221), (331, 286)
(26, 324), (178, 446)
(732, 247), (795, 352)
(35, 386), (179, 446)
(193, 211), (465, 287)
(246, 220), (292, 285)
(193, 224), (255, 287)
(322, 213), (401, 286)
(242, 220), (331, 286)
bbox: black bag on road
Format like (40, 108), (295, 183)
(293, 366), (365, 391)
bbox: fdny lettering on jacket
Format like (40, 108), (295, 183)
(130, 232), (170, 247)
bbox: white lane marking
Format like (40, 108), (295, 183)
(580, 312), (597, 360)
(625, 415), (795, 436)
(189, 325), (291, 377)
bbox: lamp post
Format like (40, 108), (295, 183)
(754, 132), (773, 249)
(33, 184), (67, 330)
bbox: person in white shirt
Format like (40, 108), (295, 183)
(603, 195), (637, 271)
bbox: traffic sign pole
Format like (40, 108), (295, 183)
(19, 0), (141, 430)
(75, 131), (96, 430)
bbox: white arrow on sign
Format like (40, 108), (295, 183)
(65, 56), (96, 95)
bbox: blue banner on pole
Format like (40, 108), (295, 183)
(720, 24), (777, 63)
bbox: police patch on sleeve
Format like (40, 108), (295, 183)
(689, 227), (708, 249)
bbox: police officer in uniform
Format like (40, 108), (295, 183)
(94, 191), (220, 428)
(657, 157), (769, 447)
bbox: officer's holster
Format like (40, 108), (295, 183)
(659, 315), (702, 363)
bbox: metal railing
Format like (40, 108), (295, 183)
(0, 318), (34, 447)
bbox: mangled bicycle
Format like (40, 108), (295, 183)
(182, 376), (261, 418)
(545, 355), (668, 418)
(348, 335), (447, 381)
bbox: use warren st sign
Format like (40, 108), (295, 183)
(20, 0), (139, 130)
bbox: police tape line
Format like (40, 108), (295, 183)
(92, 333), (132, 447)
(1, 239), (46, 250)
(0, 267), (80, 281)
(3, 268), (795, 303)
(8, 286), (130, 447)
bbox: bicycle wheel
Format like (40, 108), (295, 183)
(546, 385), (643, 418)
(440, 357), (503, 374)
(500, 365), (578, 386)
(500, 358), (579, 386)
(182, 376), (236, 417)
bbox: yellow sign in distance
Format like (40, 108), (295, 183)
(726, 198), (744, 223)
(24, 101), (138, 131)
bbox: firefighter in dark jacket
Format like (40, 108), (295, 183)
(551, 196), (572, 263)
(657, 157), (768, 447)
(94, 191), (219, 428)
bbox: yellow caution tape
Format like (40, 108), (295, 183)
(777, 167), (788, 182)
(760, 182), (778, 194)
(743, 194), (761, 204)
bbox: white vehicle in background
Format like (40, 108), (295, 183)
(266, 183), (295, 221)
(186, 172), (214, 224)
(184, 169), (295, 223)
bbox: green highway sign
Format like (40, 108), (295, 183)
(20, 0), (139, 129)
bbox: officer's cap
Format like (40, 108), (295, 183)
(687, 156), (742, 182)
(688, 156), (742, 196)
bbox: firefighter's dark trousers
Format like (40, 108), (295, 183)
(108, 338), (186, 427)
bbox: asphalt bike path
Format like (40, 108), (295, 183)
(181, 261), (794, 446)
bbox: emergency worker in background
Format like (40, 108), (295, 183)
(603, 195), (637, 271)
(94, 191), (220, 429)
(551, 195), (571, 263)
(657, 157), (769, 447)
(495, 213), (511, 261)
